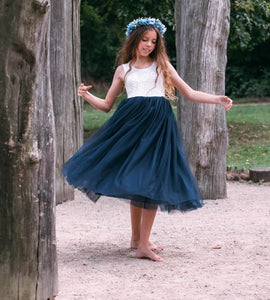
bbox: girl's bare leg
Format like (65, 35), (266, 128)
(130, 203), (142, 249)
(135, 208), (163, 262)
(130, 203), (163, 251)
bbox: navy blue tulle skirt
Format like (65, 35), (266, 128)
(62, 96), (203, 212)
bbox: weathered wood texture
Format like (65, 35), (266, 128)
(175, 0), (230, 199)
(250, 167), (270, 182)
(50, 0), (82, 205)
(0, 1), (57, 299)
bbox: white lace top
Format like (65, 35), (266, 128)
(122, 61), (165, 98)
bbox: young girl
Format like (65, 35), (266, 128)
(62, 18), (232, 262)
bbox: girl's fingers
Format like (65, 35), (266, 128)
(221, 96), (233, 111)
(78, 84), (92, 91)
(224, 96), (233, 105)
(226, 97), (233, 111)
(77, 85), (90, 98)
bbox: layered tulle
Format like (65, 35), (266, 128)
(62, 97), (203, 212)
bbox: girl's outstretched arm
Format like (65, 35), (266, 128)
(168, 63), (233, 111)
(78, 66), (124, 113)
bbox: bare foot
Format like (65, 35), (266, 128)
(149, 242), (163, 251)
(130, 240), (163, 251)
(135, 246), (163, 262)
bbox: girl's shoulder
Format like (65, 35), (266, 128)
(121, 62), (131, 73)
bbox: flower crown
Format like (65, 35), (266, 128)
(125, 17), (167, 38)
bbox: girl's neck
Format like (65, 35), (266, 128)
(132, 57), (154, 69)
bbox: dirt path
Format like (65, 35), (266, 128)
(56, 182), (270, 300)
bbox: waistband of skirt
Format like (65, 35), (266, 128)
(125, 96), (168, 101)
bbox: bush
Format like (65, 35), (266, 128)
(226, 66), (270, 98)
(226, 39), (270, 98)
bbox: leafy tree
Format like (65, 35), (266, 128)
(80, 0), (174, 82)
(80, 0), (270, 97)
(226, 0), (270, 97)
(226, 39), (270, 97)
(229, 0), (270, 50)
(80, 2), (120, 81)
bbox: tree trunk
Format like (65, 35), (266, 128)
(250, 167), (270, 183)
(175, 0), (230, 199)
(0, 1), (57, 299)
(50, 0), (82, 205)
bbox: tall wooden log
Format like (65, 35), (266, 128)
(0, 1), (57, 299)
(175, 0), (230, 199)
(50, 0), (83, 205)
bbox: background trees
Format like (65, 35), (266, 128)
(80, 0), (270, 98)
(226, 0), (270, 97)
(79, 0), (269, 199)
(80, 0), (175, 83)
(0, 0), (268, 297)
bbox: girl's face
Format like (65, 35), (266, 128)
(136, 29), (157, 57)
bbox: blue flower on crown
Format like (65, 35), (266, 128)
(126, 17), (167, 38)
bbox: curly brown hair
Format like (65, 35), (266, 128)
(116, 25), (175, 100)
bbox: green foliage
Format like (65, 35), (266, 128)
(229, 0), (270, 50)
(80, 1), (121, 81)
(226, 1), (270, 98)
(226, 37), (270, 97)
(80, 0), (270, 98)
(80, 0), (175, 82)
(114, 0), (176, 63)
(227, 69), (270, 98)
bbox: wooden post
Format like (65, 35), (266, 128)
(175, 0), (231, 199)
(0, 1), (57, 298)
(250, 167), (270, 182)
(50, 0), (83, 204)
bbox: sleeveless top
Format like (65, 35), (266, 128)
(122, 61), (165, 98)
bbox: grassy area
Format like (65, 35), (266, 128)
(83, 98), (270, 169)
(226, 104), (270, 169)
(83, 93), (126, 137)
(83, 104), (114, 137)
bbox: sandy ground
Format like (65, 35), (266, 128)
(56, 182), (270, 300)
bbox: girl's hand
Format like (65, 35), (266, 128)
(220, 96), (233, 111)
(78, 83), (92, 98)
